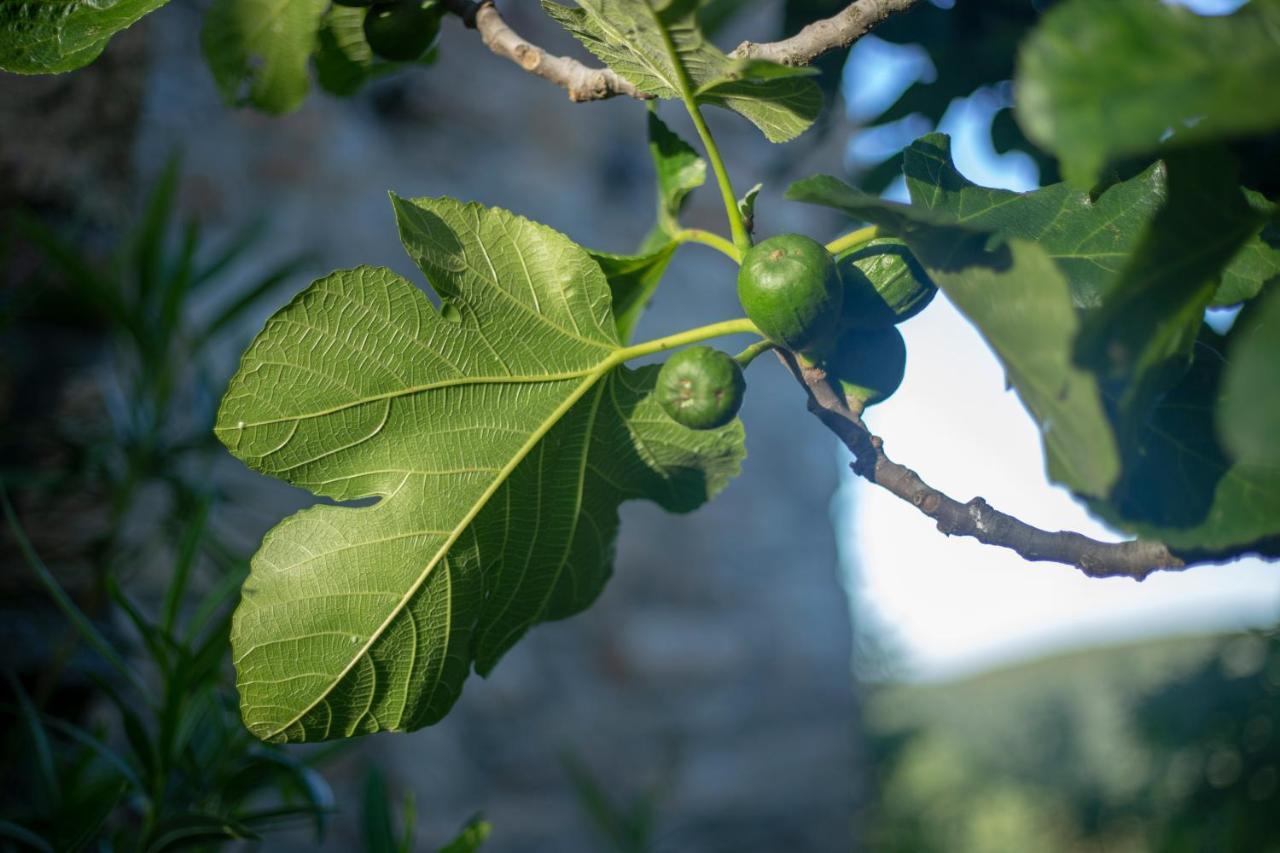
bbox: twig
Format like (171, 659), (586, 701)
(774, 350), (1186, 580)
(731, 0), (922, 66)
(442, 0), (648, 102)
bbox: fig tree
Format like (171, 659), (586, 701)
(837, 238), (936, 329)
(332, 0), (374, 7)
(656, 346), (745, 430)
(737, 233), (842, 354)
(363, 0), (442, 63)
(827, 326), (907, 408)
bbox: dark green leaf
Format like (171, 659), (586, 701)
(0, 0), (169, 73)
(313, 4), (381, 97)
(0, 820), (53, 853)
(161, 501), (210, 636)
(903, 133), (1165, 307)
(542, 0), (822, 142)
(1090, 327), (1280, 553)
(1016, 0), (1280, 185)
(30, 712), (143, 791)
(647, 109), (705, 237)
(202, 0), (328, 114)
(60, 779), (127, 853)
(144, 814), (258, 853)
(4, 673), (59, 810)
(438, 815), (491, 853)
(785, 173), (957, 235)
(1215, 190), (1280, 307)
(1219, 284), (1280, 466)
(361, 769), (396, 853)
(1075, 150), (1264, 420)
(591, 245), (678, 343)
(1, 489), (147, 696)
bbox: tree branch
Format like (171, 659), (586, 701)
(442, 0), (649, 102)
(774, 350), (1187, 581)
(731, 0), (922, 66)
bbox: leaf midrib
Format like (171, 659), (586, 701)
(221, 368), (598, 430)
(586, 3), (680, 96)
(261, 348), (626, 740)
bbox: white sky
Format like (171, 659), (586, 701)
(836, 14), (1280, 682)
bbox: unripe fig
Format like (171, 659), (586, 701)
(827, 326), (906, 408)
(837, 237), (936, 329)
(656, 346), (745, 430)
(737, 233), (842, 354)
(363, 0), (442, 62)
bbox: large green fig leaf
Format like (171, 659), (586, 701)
(217, 196), (744, 742)
(202, 0), (328, 114)
(1016, 0), (1280, 186)
(0, 0), (169, 73)
(542, 0), (822, 143)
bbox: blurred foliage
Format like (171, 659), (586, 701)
(560, 747), (680, 853)
(861, 631), (1280, 852)
(359, 766), (490, 853)
(1, 493), (336, 851)
(0, 159), (334, 850)
(2, 154), (308, 557)
(0, 156), (492, 852)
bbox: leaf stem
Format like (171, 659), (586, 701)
(673, 228), (741, 263)
(825, 225), (878, 256)
(652, 14), (751, 253)
(615, 317), (761, 363)
(733, 339), (776, 367)
(686, 105), (751, 254)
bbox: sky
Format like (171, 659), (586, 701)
(835, 12), (1280, 683)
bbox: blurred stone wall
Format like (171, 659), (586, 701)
(127, 3), (859, 850)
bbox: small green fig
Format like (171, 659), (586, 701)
(656, 346), (746, 430)
(827, 326), (907, 408)
(737, 233), (843, 354)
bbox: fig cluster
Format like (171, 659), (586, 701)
(734, 232), (934, 410)
(655, 230), (934, 430)
(336, 0), (443, 63)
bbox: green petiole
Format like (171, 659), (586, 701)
(615, 317), (761, 364)
(673, 228), (742, 263)
(825, 225), (879, 256)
